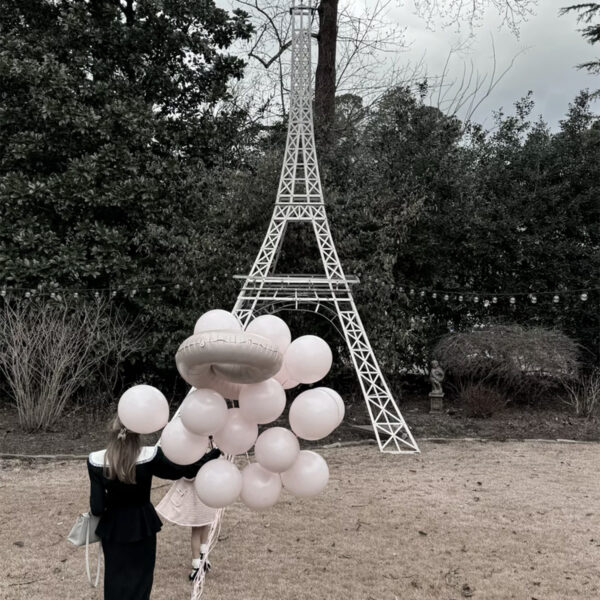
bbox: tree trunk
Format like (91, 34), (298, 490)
(315, 0), (338, 145)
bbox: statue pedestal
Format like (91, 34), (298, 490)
(429, 391), (444, 414)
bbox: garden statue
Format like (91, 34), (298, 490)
(429, 360), (445, 395)
(428, 360), (445, 413)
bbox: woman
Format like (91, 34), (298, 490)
(156, 437), (218, 581)
(87, 416), (220, 600)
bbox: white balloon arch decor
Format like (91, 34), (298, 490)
(117, 310), (344, 599)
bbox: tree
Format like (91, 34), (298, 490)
(0, 0), (254, 382)
(314, 0), (339, 135)
(560, 3), (600, 87)
(233, 0), (409, 125)
(234, 0), (536, 130)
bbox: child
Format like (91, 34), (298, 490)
(156, 438), (218, 580)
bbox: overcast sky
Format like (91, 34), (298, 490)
(369, 0), (598, 129)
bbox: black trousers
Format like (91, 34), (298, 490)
(101, 534), (157, 600)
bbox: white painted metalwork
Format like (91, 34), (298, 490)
(192, 2), (418, 597)
(232, 0), (418, 454)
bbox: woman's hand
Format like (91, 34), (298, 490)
(205, 448), (223, 462)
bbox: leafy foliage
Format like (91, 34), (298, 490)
(458, 383), (508, 418)
(0, 0), (253, 383)
(561, 3), (600, 80)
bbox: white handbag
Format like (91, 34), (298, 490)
(67, 512), (102, 587)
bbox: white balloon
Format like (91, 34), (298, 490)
(160, 418), (208, 465)
(194, 310), (241, 334)
(281, 451), (329, 497)
(246, 315), (292, 353)
(180, 389), (228, 436)
(194, 458), (242, 508)
(273, 362), (299, 390)
(240, 463), (282, 510)
(254, 427), (300, 473)
(118, 384), (169, 434)
(289, 388), (340, 440)
(314, 387), (345, 426)
(238, 379), (286, 424)
(285, 335), (333, 384)
(213, 408), (258, 455)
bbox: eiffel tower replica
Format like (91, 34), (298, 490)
(232, 0), (418, 454)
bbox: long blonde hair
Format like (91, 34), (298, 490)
(104, 416), (141, 484)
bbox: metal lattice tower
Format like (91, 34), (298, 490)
(232, 1), (418, 454)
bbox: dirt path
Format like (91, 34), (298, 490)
(1, 441), (599, 600)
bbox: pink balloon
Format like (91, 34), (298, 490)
(238, 379), (286, 424)
(315, 387), (345, 426)
(160, 418), (208, 465)
(289, 388), (340, 440)
(254, 427), (300, 473)
(285, 335), (332, 384)
(194, 309), (241, 334)
(240, 463), (282, 510)
(180, 389), (228, 436)
(246, 315), (291, 353)
(281, 450), (329, 497)
(273, 362), (299, 390)
(213, 408), (258, 455)
(194, 458), (242, 508)
(118, 384), (169, 434)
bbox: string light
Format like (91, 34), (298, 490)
(0, 281), (595, 309)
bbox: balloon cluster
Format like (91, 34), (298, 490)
(117, 310), (344, 511)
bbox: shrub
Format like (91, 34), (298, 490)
(562, 369), (600, 418)
(0, 298), (141, 431)
(433, 324), (580, 402)
(459, 383), (507, 418)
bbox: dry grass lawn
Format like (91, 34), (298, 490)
(1, 441), (599, 600)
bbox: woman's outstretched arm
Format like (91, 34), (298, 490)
(151, 447), (222, 480)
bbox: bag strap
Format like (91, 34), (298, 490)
(85, 514), (102, 588)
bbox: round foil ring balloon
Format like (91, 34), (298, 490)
(175, 330), (283, 399)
